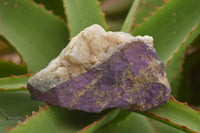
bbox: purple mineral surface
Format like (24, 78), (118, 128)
(27, 41), (171, 113)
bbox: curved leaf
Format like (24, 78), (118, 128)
(8, 106), (109, 133)
(140, 97), (200, 132)
(79, 109), (120, 133)
(101, 0), (133, 16)
(148, 119), (185, 133)
(0, 74), (31, 91)
(63, 0), (107, 37)
(132, 0), (200, 64)
(166, 23), (200, 83)
(122, 0), (164, 32)
(81, 0), (200, 132)
(176, 35), (200, 105)
(90, 111), (154, 133)
(0, 0), (69, 73)
(0, 60), (27, 78)
(33, 0), (66, 21)
(0, 91), (44, 133)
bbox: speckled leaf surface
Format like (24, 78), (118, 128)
(0, 0), (69, 73)
(63, 0), (107, 37)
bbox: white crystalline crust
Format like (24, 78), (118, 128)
(29, 24), (153, 93)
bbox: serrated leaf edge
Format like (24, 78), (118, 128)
(131, 0), (170, 33)
(166, 22), (200, 67)
(6, 104), (48, 133)
(0, 73), (32, 91)
(142, 96), (200, 133)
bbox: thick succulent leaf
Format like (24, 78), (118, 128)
(170, 70), (182, 98)
(0, 91), (44, 133)
(0, 60), (27, 78)
(101, 0), (134, 31)
(122, 0), (164, 32)
(101, 0), (133, 16)
(63, 0), (107, 37)
(176, 35), (200, 105)
(0, 75), (30, 91)
(140, 97), (200, 132)
(166, 23), (200, 83)
(0, 0), (69, 73)
(0, 35), (17, 53)
(83, 97), (199, 133)
(148, 119), (185, 133)
(8, 106), (110, 133)
(78, 109), (120, 133)
(33, 0), (66, 21)
(132, 0), (200, 65)
(86, 111), (155, 133)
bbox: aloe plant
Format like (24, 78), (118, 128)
(0, 0), (200, 132)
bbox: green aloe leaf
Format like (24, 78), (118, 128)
(176, 34), (200, 105)
(7, 0), (110, 132)
(101, 0), (133, 17)
(141, 97), (200, 132)
(122, 0), (164, 33)
(0, 0), (69, 73)
(0, 59), (27, 78)
(79, 109), (120, 133)
(8, 106), (109, 133)
(33, 0), (66, 21)
(0, 35), (18, 53)
(148, 119), (185, 133)
(0, 74), (30, 91)
(166, 23), (200, 83)
(132, 0), (200, 65)
(63, 0), (107, 37)
(89, 111), (155, 133)
(0, 91), (44, 133)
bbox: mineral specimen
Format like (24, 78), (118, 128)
(27, 24), (171, 113)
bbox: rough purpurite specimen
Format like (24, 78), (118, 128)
(27, 24), (171, 113)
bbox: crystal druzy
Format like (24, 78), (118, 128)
(27, 24), (171, 113)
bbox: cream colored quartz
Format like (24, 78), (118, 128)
(28, 24), (153, 93)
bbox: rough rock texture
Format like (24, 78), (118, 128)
(28, 24), (153, 93)
(27, 25), (171, 113)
